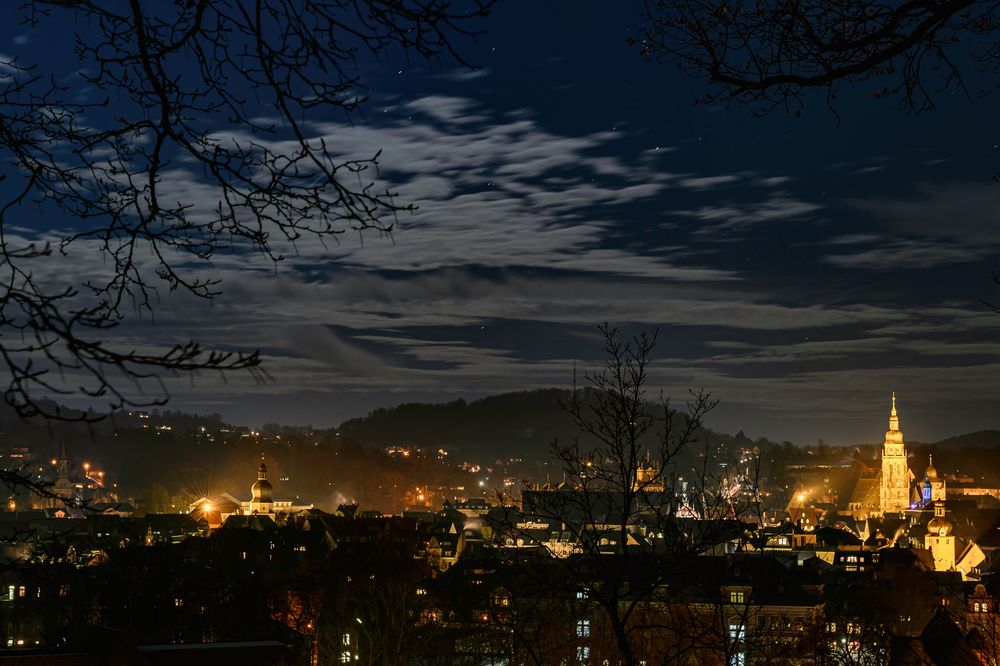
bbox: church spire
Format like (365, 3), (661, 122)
(880, 392), (908, 515)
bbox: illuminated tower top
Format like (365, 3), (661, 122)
(251, 455), (273, 504)
(880, 392), (909, 514)
(885, 392), (903, 447)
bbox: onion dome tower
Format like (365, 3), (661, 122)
(922, 455), (947, 505)
(927, 501), (953, 537)
(249, 456), (273, 514)
(925, 497), (958, 572)
(924, 455), (938, 482)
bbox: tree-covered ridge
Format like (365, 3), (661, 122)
(924, 430), (1000, 450)
(337, 389), (579, 460)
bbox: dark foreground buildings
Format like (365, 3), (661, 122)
(4, 398), (1000, 663)
(1, 501), (1000, 665)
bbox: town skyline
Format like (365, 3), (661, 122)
(2, 2), (1000, 662)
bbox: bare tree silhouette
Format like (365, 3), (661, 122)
(0, 0), (491, 420)
(485, 324), (771, 665)
(635, 0), (1000, 114)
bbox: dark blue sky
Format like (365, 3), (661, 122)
(4, 2), (1000, 443)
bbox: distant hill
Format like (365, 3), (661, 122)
(336, 388), (732, 464)
(337, 389), (579, 461)
(927, 430), (1000, 450)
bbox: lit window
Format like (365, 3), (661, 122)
(730, 591), (745, 604)
(342, 633), (350, 646)
(18, 586), (25, 598)
(975, 602), (982, 612)
(174, 598), (183, 607)
(576, 619), (590, 637)
(576, 590), (587, 600)
(728, 622), (746, 666)
(340, 651), (352, 663)
(576, 646), (590, 662)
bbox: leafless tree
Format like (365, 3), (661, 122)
(485, 324), (769, 666)
(636, 0), (1000, 115)
(0, 0), (491, 420)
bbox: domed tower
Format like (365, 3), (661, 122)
(922, 455), (946, 505)
(249, 457), (273, 514)
(879, 393), (910, 514)
(927, 501), (952, 537)
(925, 500), (957, 571)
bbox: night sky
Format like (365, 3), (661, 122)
(4, 2), (1000, 444)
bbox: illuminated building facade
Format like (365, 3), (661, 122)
(919, 455), (946, 506)
(879, 393), (911, 515)
(231, 455), (313, 521)
(246, 458), (273, 515)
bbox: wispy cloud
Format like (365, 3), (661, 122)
(677, 194), (821, 234)
(824, 237), (991, 269)
(850, 181), (1000, 244)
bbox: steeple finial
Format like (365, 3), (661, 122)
(888, 392), (900, 432)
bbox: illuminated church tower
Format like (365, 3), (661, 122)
(633, 451), (665, 493)
(879, 393), (910, 514)
(248, 456), (273, 514)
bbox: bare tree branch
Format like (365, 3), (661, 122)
(0, 0), (492, 420)
(637, 0), (1000, 114)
